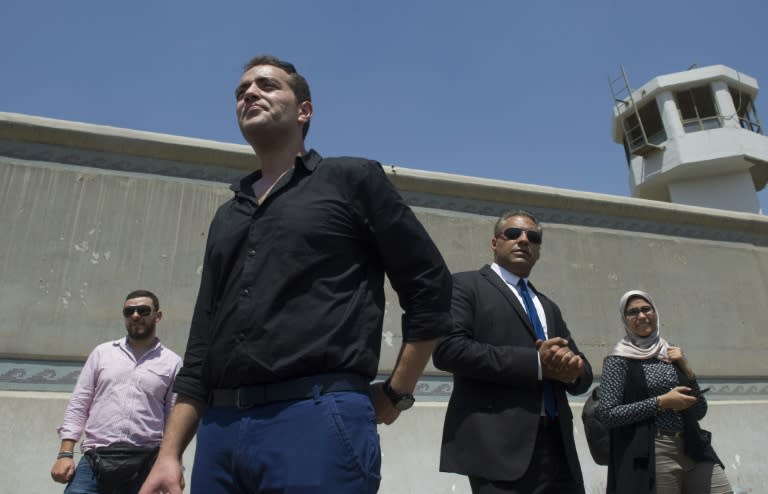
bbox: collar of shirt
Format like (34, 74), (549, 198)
(490, 261), (525, 289)
(490, 262), (548, 337)
(114, 337), (161, 362)
(232, 148), (321, 196)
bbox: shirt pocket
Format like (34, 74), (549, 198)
(137, 363), (173, 396)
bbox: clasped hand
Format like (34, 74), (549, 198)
(537, 337), (584, 383)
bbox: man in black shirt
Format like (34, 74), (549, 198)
(139, 55), (452, 494)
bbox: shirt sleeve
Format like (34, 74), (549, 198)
(355, 161), (452, 341)
(432, 272), (540, 386)
(173, 215), (221, 403)
(164, 353), (183, 425)
(595, 355), (658, 427)
(57, 347), (100, 443)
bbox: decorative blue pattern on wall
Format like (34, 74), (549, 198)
(3, 359), (766, 402)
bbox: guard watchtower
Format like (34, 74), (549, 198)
(610, 65), (768, 213)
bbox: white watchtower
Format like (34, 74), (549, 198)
(610, 65), (768, 213)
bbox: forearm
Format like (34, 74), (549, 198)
(156, 395), (205, 460)
(58, 439), (77, 454)
(595, 356), (652, 426)
(434, 334), (540, 386)
(603, 396), (659, 427)
(388, 339), (437, 393)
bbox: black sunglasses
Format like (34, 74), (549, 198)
(122, 305), (153, 317)
(500, 227), (542, 244)
(625, 306), (654, 317)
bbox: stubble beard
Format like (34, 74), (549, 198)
(127, 320), (156, 341)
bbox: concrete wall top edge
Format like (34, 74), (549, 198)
(3, 112), (766, 237)
(386, 164), (768, 235)
(0, 112), (259, 171)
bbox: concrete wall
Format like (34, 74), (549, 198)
(2, 112), (766, 493)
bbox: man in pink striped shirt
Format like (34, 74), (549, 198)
(51, 290), (182, 494)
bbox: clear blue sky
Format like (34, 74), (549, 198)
(3, 0), (767, 210)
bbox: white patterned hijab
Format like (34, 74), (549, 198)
(609, 289), (670, 362)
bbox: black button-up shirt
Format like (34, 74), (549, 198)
(174, 150), (452, 402)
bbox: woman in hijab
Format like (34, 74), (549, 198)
(595, 290), (731, 494)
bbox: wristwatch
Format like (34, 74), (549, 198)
(382, 378), (415, 411)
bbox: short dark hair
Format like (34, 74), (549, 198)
(242, 55), (312, 138)
(125, 290), (159, 310)
(493, 210), (541, 237)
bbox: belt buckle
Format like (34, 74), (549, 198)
(235, 388), (253, 410)
(235, 386), (266, 410)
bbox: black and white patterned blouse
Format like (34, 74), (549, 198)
(596, 355), (707, 432)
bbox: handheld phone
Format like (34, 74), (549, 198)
(691, 387), (710, 397)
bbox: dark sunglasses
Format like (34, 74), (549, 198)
(122, 305), (153, 317)
(625, 306), (654, 317)
(500, 227), (542, 244)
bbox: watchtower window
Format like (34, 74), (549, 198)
(623, 100), (666, 155)
(675, 86), (720, 132)
(729, 87), (762, 134)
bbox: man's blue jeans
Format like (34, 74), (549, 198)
(63, 457), (147, 494)
(191, 389), (381, 493)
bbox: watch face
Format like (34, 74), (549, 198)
(395, 395), (415, 411)
(383, 380), (415, 411)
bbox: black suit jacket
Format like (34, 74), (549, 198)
(433, 265), (593, 483)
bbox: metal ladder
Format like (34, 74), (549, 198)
(609, 66), (664, 156)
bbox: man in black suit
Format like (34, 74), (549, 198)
(433, 210), (593, 494)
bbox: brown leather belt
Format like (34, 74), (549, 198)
(209, 373), (370, 409)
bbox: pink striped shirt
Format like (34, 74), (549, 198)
(57, 337), (182, 452)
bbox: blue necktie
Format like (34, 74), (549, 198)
(517, 278), (557, 418)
